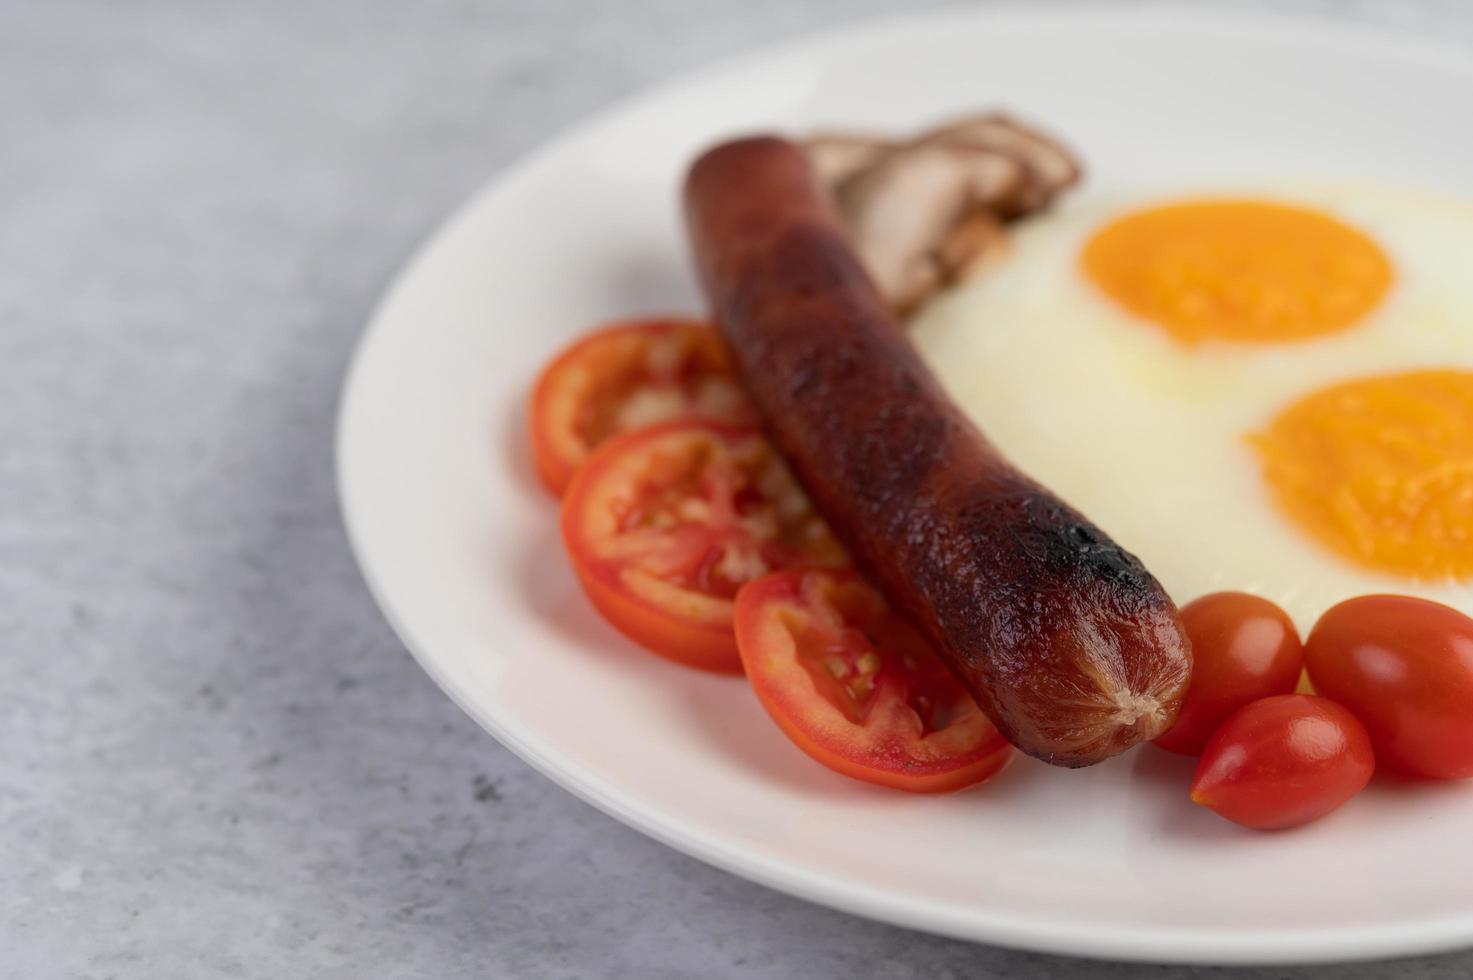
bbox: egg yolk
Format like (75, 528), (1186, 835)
(1252, 370), (1473, 582)
(1082, 199), (1393, 344)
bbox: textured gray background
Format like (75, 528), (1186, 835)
(4, 0), (1473, 977)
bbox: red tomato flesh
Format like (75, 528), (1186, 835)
(529, 318), (751, 495)
(734, 567), (1012, 793)
(561, 421), (844, 672)
(1155, 592), (1304, 756)
(1304, 595), (1473, 779)
(1191, 694), (1374, 830)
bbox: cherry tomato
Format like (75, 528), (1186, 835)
(529, 318), (752, 495)
(733, 567), (1012, 793)
(1191, 694), (1374, 830)
(561, 420), (844, 672)
(1304, 595), (1473, 779)
(1154, 592), (1303, 755)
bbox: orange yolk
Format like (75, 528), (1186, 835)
(1082, 199), (1393, 344)
(1252, 370), (1473, 582)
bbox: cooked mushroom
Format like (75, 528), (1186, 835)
(935, 209), (1010, 285)
(942, 143), (1029, 213)
(917, 113), (1081, 214)
(835, 144), (976, 314)
(804, 111), (1081, 316)
(803, 134), (895, 186)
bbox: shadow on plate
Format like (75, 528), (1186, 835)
(1129, 745), (1249, 843)
(507, 518), (839, 796)
(499, 386), (547, 501)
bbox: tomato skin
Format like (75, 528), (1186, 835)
(562, 421), (842, 673)
(529, 318), (748, 495)
(568, 554), (742, 673)
(532, 419), (575, 497)
(1154, 592), (1303, 756)
(1304, 595), (1473, 779)
(734, 568), (1012, 793)
(1191, 694), (1374, 830)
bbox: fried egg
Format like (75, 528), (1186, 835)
(911, 183), (1473, 629)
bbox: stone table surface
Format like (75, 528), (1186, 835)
(5, 0), (1473, 977)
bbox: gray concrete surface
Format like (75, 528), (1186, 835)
(4, 0), (1473, 977)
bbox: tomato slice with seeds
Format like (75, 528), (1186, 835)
(529, 318), (752, 495)
(734, 567), (1012, 792)
(561, 420), (845, 672)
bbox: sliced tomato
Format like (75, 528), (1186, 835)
(733, 568), (1012, 793)
(529, 318), (752, 495)
(561, 420), (844, 672)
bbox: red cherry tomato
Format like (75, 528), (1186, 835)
(1154, 592), (1303, 755)
(1304, 595), (1473, 779)
(561, 420), (844, 672)
(734, 567), (1012, 793)
(1191, 694), (1374, 830)
(529, 318), (752, 495)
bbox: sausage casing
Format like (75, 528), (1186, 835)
(684, 137), (1191, 767)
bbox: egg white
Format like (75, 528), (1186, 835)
(911, 182), (1473, 629)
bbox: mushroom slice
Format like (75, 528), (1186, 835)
(835, 144), (974, 311)
(802, 133), (896, 187)
(809, 113), (1079, 316)
(918, 113), (1081, 213)
(935, 209), (1010, 285)
(891, 256), (945, 319)
(943, 144), (1028, 214)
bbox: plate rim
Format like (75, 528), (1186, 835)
(336, 2), (1473, 964)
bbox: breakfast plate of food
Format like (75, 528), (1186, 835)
(336, 5), (1473, 964)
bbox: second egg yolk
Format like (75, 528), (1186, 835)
(1082, 199), (1393, 345)
(1252, 369), (1473, 583)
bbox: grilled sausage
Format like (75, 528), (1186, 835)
(684, 136), (1191, 767)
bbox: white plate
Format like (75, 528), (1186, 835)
(337, 5), (1473, 964)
